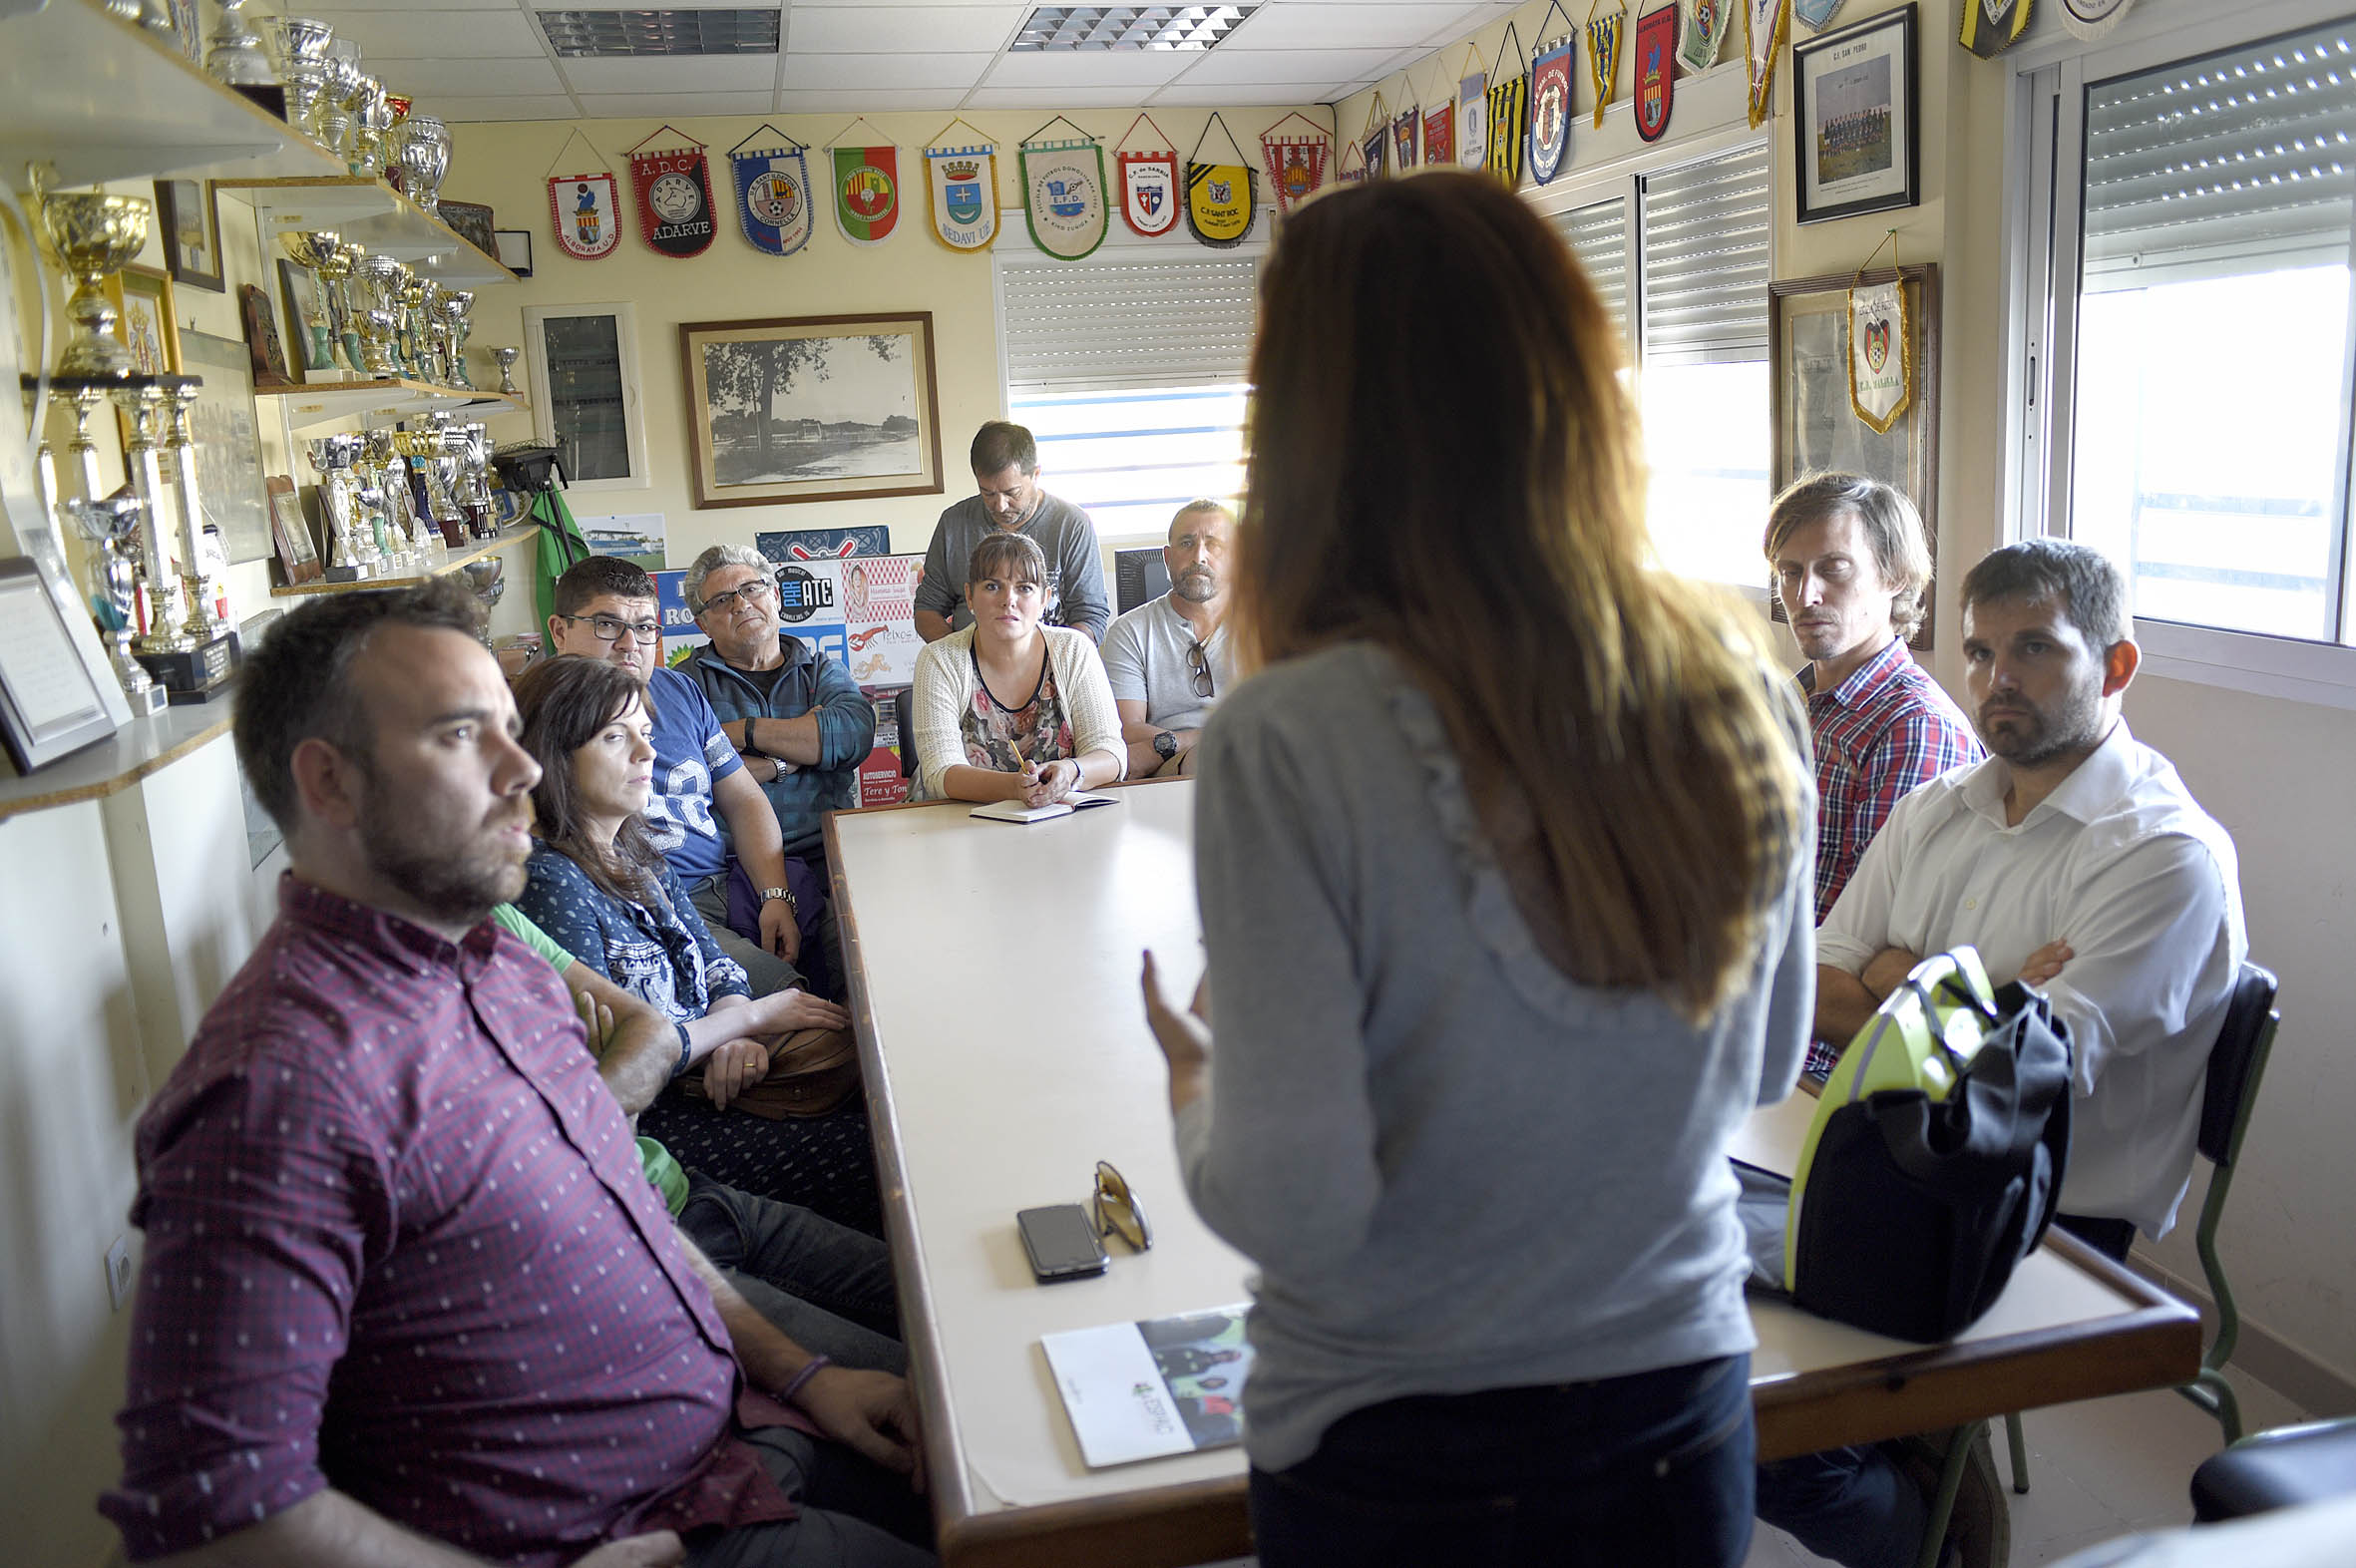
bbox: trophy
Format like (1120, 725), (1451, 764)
(306, 434), (377, 577)
(114, 387), (187, 653)
(355, 253), (407, 376)
(441, 290), (475, 389)
(163, 383), (233, 644)
(400, 425), (467, 548)
(257, 16), (335, 135)
(491, 346), (521, 397)
(205, 0), (277, 103)
(353, 79), (396, 183)
(280, 229), (352, 377)
(38, 185), (153, 380)
(394, 117), (452, 214)
(317, 44), (361, 163)
(63, 491), (168, 715)
(398, 273), (433, 379)
(365, 429), (438, 562)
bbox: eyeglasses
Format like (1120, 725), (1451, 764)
(1092, 1160), (1153, 1253)
(1186, 641), (1215, 700)
(699, 578), (775, 616)
(561, 612), (660, 643)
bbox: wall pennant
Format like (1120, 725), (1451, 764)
(727, 127), (814, 256)
(549, 171), (619, 260)
(1362, 92), (1391, 178)
(1680, 0), (1732, 71)
(627, 127), (716, 258)
(1847, 239), (1913, 433)
(1960, 0), (2034, 59)
(924, 120), (999, 253)
(1485, 25), (1529, 188)
(1335, 136), (1370, 187)
(1423, 96), (1456, 168)
(1115, 114), (1181, 235)
(2058, 0), (2134, 40)
(1020, 119), (1109, 260)
(1749, 0), (1791, 128)
(1795, 0), (1847, 28)
(1635, 4), (1679, 142)
(1186, 114), (1257, 248)
(1458, 44), (1490, 169)
(1528, 33), (1577, 186)
(826, 121), (901, 247)
(1391, 103), (1421, 170)
(1588, 2), (1628, 131)
(1259, 112), (1333, 217)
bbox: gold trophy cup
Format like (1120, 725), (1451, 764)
(39, 187), (153, 380)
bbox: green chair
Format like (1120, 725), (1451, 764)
(2002, 962), (2282, 1493)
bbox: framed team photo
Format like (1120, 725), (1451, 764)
(1791, 3), (1919, 225)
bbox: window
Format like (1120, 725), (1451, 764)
(2029, 9), (2356, 672)
(522, 302), (650, 491)
(1543, 138), (1774, 588)
(997, 247), (1258, 542)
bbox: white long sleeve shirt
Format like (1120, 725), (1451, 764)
(1818, 721), (2245, 1237)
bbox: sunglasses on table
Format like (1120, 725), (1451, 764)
(1185, 641), (1215, 701)
(560, 612), (661, 643)
(1093, 1160), (1153, 1253)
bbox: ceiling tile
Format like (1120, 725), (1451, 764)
(316, 10), (547, 59)
(772, 88), (973, 112)
(962, 86), (1177, 109)
(979, 50), (1196, 87)
(295, 0), (525, 11)
(412, 94), (581, 122)
(1149, 81), (1343, 105)
(378, 56), (569, 95)
(777, 52), (993, 89)
(558, 54), (780, 93)
(1166, 45), (1399, 84)
(574, 91), (779, 118)
(1226, 2), (1483, 49)
(787, 6), (1019, 53)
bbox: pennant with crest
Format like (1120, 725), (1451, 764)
(1635, 4), (1677, 142)
(924, 124), (998, 253)
(1020, 119), (1109, 260)
(627, 127), (716, 258)
(1186, 114), (1256, 248)
(1335, 136), (1370, 187)
(549, 169), (619, 260)
(1795, 0), (1846, 29)
(1485, 25), (1528, 188)
(1528, 33), (1577, 186)
(830, 144), (900, 247)
(1680, 0), (1732, 71)
(1259, 112), (1332, 217)
(1848, 269), (1913, 434)
(727, 127), (813, 256)
(1458, 44), (1489, 169)
(1362, 92), (1391, 178)
(1748, 0), (1790, 128)
(1960, 0), (2033, 59)
(2059, 0), (2135, 40)
(1588, 2), (1627, 131)
(1115, 114), (1181, 235)
(1391, 104), (1420, 171)
(1423, 96), (1456, 168)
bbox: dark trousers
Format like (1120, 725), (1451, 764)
(1248, 1354), (1756, 1568)
(682, 1422), (934, 1568)
(2054, 1211), (2137, 1262)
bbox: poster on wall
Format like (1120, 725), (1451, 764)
(840, 554), (926, 689)
(757, 525), (893, 562)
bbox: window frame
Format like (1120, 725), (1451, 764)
(521, 301), (651, 493)
(2004, 0), (2356, 710)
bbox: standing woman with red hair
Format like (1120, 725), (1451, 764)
(1142, 170), (1817, 1568)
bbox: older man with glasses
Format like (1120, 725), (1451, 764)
(679, 543), (877, 998)
(1102, 499), (1238, 778)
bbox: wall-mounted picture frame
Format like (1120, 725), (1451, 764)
(109, 263), (178, 377)
(0, 557), (119, 774)
(1791, 2), (1919, 225)
(174, 329), (278, 566)
(438, 199), (499, 261)
(494, 228), (535, 277)
(524, 301), (652, 492)
(679, 312), (944, 511)
(240, 283), (292, 388)
(264, 475), (322, 587)
(1768, 262), (1942, 647)
(154, 179), (224, 293)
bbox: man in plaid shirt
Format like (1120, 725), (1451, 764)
(1767, 475), (1980, 1074)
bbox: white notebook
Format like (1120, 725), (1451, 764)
(969, 791), (1119, 824)
(1040, 1303), (1253, 1467)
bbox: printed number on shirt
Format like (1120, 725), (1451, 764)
(642, 759), (716, 851)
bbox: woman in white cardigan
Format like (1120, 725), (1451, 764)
(910, 530), (1127, 804)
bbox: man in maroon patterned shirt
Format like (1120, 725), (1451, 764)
(98, 580), (930, 1568)
(1767, 479), (1981, 1045)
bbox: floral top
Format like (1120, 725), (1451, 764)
(960, 642), (1075, 771)
(514, 844), (750, 1028)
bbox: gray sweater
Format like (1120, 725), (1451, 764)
(1176, 642), (1814, 1471)
(914, 492), (1109, 638)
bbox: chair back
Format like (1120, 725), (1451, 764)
(2198, 963), (2279, 1169)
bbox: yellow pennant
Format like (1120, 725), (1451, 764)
(1185, 162), (1255, 247)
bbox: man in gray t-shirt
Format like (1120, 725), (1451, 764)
(915, 420), (1109, 642)
(1102, 500), (1237, 777)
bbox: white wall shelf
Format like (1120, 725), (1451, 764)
(254, 378), (522, 433)
(266, 521), (540, 598)
(217, 177), (522, 288)
(0, 0), (348, 188)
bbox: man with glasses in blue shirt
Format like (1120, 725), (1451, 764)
(545, 557), (811, 997)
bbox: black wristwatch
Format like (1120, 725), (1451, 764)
(1152, 730), (1178, 760)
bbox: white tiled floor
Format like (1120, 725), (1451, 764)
(1745, 1368), (2315, 1567)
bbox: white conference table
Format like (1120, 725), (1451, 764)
(827, 779), (2197, 1568)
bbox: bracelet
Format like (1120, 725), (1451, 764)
(673, 1022), (693, 1079)
(779, 1354), (832, 1406)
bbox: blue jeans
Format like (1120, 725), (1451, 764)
(1248, 1354), (1756, 1568)
(1755, 1445), (1926, 1568)
(676, 1171), (905, 1376)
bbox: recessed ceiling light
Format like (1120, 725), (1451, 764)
(536, 9), (781, 58)
(1011, 6), (1258, 53)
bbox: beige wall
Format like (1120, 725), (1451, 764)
(442, 106), (1311, 572)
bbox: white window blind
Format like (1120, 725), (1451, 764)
(2082, 20), (2356, 293)
(999, 253), (1261, 393)
(1640, 142), (1771, 366)
(1550, 196), (1629, 334)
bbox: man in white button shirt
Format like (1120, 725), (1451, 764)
(1760, 540), (2246, 1568)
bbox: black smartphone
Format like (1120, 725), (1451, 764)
(1017, 1203), (1108, 1283)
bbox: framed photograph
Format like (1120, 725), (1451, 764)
(240, 284), (293, 387)
(1791, 3), (1919, 225)
(439, 199), (499, 260)
(154, 179), (224, 293)
(0, 557), (119, 773)
(679, 312), (944, 510)
(265, 475), (322, 586)
(110, 263), (177, 376)
(1769, 262), (1942, 646)
(494, 228), (536, 277)
(524, 301), (651, 491)
(173, 329), (278, 566)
